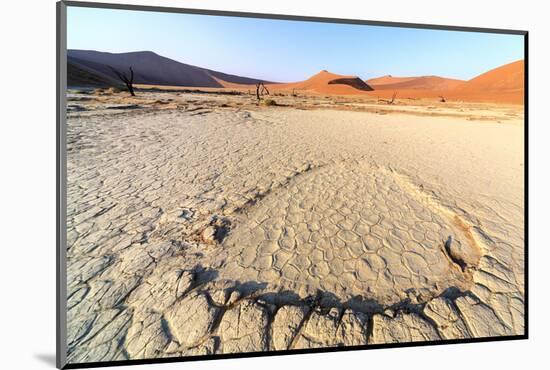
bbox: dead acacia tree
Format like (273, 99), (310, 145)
(389, 91), (397, 104)
(439, 95), (446, 103)
(379, 91), (397, 105)
(255, 82), (270, 102)
(255, 83), (261, 101)
(109, 66), (136, 96)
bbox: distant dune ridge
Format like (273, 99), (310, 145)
(68, 50), (273, 88)
(446, 60), (524, 104)
(366, 61), (524, 104)
(367, 75), (465, 91)
(67, 49), (524, 104)
(267, 70), (374, 95)
(365, 75), (418, 86)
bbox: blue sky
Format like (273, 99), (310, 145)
(67, 6), (524, 82)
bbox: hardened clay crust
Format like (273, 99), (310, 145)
(65, 90), (524, 363)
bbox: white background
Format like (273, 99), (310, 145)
(0, 0), (547, 368)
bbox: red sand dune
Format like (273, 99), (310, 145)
(264, 61), (524, 103)
(366, 89), (444, 100)
(365, 61), (524, 104)
(367, 75), (465, 91)
(92, 49), (520, 104)
(446, 60), (524, 104)
(268, 70), (373, 95)
(366, 75), (418, 86)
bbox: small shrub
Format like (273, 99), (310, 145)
(262, 98), (277, 106)
(106, 87), (123, 94)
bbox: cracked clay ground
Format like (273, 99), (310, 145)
(65, 95), (524, 363)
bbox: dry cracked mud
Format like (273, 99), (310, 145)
(65, 92), (524, 364)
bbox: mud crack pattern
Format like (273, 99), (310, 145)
(65, 106), (524, 364)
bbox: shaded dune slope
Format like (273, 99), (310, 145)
(67, 50), (272, 88)
(270, 70), (373, 94)
(68, 59), (121, 87)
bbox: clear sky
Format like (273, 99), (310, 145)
(67, 6), (524, 82)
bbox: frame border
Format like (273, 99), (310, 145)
(56, 1), (529, 369)
(62, 0), (528, 35)
(57, 2), (68, 369)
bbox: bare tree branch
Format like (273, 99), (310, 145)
(129, 67), (134, 84)
(109, 65), (136, 96)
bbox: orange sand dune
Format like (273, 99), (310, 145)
(366, 61), (524, 104)
(268, 70), (373, 95)
(368, 75), (465, 91)
(446, 60), (524, 104)
(365, 89), (444, 100)
(366, 75), (418, 86)
(199, 61), (525, 104)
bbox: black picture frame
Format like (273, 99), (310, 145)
(56, 1), (529, 368)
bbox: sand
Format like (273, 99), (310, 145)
(367, 75), (465, 91)
(267, 70), (373, 95)
(447, 60), (525, 104)
(65, 88), (524, 363)
(366, 75), (419, 86)
(366, 60), (525, 104)
(69, 50), (524, 105)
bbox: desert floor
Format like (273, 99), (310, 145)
(65, 88), (525, 363)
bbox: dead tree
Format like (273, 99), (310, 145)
(109, 66), (136, 96)
(439, 95), (446, 103)
(255, 82), (270, 102)
(379, 91), (397, 105)
(389, 91), (397, 104)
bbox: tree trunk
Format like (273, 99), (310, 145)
(109, 66), (136, 96)
(127, 83), (135, 96)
